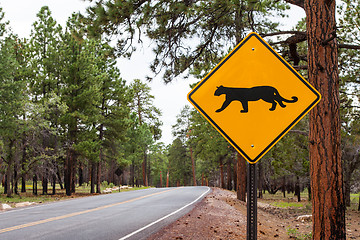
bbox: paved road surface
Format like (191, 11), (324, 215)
(0, 186), (210, 240)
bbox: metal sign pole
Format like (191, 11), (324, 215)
(247, 162), (258, 240)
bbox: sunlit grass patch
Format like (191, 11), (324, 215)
(271, 201), (304, 208)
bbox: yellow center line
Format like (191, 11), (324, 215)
(0, 187), (182, 234)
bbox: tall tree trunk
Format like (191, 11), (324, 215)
(307, 181), (311, 201)
(236, 153), (246, 201)
(295, 176), (301, 202)
(130, 161), (135, 187)
(71, 160), (76, 193)
(258, 162), (263, 199)
(96, 159), (101, 194)
(6, 140), (14, 197)
(282, 176), (286, 198)
(64, 149), (74, 196)
(142, 153), (147, 186)
(110, 159), (115, 184)
(344, 175), (351, 207)
(56, 167), (64, 190)
(97, 123), (103, 194)
(79, 164), (84, 187)
(33, 174), (37, 195)
(147, 154), (151, 186)
(4, 175), (8, 194)
(21, 131), (27, 193)
(21, 176), (26, 193)
(14, 167), (18, 195)
(52, 174), (56, 195)
(159, 170), (162, 187)
(42, 173), (48, 195)
(90, 162), (95, 194)
(219, 157), (225, 189)
(190, 147), (196, 186)
(6, 170), (12, 198)
(227, 158), (232, 190)
(305, 0), (346, 238)
(233, 153), (237, 191)
(166, 169), (169, 187)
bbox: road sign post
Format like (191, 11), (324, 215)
(187, 32), (321, 239)
(247, 163), (257, 240)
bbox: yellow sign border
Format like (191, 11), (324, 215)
(188, 32), (321, 164)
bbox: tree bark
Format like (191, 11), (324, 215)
(33, 174), (37, 195)
(21, 176), (26, 193)
(307, 180), (311, 201)
(147, 154), (151, 186)
(190, 147), (196, 186)
(64, 149), (74, 196)
(52, 174), (56, 195)
(14, 167), (18, 195)
(305, 0), (346, 238)
(236, 153), (246, 202)
(142, 154), (147, 186)
(282, 176), (286, 198)
(42, 173), (48, 195)
(258, 162), (263, 199)
(4, 175), (8, 194)
(6, 171), (12, 198)
(166, 169), (169, 187)
(79, 164), (84, 187)
(6, 140), (14, 197)
(159, 170), (163, 187)
(21, 133), (27, 193)
(226, 158), (232, 190)
(130, 160), (135, 187)
(344, 173), (351, 207)
(233, 153), (237, 191)
(56, 167), (64, 190)
(90, 162), (95, 194)
(96, 158), (101, 194)
(219, 157), (225, 189)
(295, 176), (301, 202)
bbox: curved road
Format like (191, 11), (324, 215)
(0, 186), (210, 240)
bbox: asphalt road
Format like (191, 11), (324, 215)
(0, 186), (210, 240)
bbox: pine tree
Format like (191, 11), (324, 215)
(128, 79), (162, 186)
(93, 41), (131, 193)
(28, 6), (63, 195)
(0, 36), (26, 197)
(59, 14), (101, 196)
(84, 0), (289, 82)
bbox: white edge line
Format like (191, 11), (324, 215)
(118, 187), (211, 240)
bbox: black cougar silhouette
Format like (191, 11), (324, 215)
(214, 86), (298, 113)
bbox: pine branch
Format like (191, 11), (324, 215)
(293, 65), (308, 70)
(290, 130), (308, 136)
(338, 44), (360, 50)
(261, 31), (305, 38)
(283, 0), (305, 9)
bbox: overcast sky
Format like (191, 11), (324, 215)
(0, 0), (305, 145)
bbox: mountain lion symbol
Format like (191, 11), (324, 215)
(214, 86), (298, 113)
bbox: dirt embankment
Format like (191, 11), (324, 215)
(148, 188), (360, 240)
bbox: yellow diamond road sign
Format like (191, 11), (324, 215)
(187, 32), (321, 164)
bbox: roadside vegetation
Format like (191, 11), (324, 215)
(0, 1), (360, 238)
(0, 182), (149, 207)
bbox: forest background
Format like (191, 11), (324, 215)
(0, 0), (359, 224)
